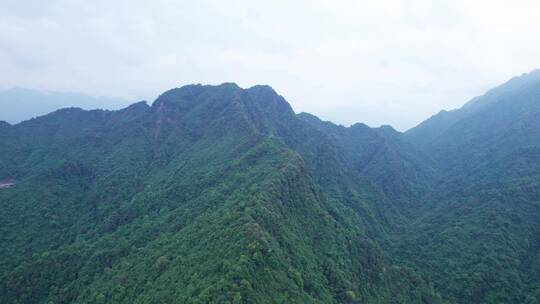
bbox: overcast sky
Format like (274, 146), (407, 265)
(1, 0), (539, 130)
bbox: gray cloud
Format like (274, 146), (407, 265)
(1, 0), (539, 130)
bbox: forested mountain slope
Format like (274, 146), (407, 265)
(407, 69), (540, 160)
(400, 70), (540, 303)
(1, 71), (539, 303)
(298, 113), (438, 211)
(0, 84), (442, 303)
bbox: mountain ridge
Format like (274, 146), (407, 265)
(0, 82), (443, 303)
(406, 69), (540, 146)
(1, 73), (539, 303)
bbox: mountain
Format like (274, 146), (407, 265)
(401, 70), (540, 303)
(0, 88), (131, 124)
(0, 83), (441, 303)
(298, 113), (438, 211)
(0, 72), (539, 303)
(407, 69), (540, 155)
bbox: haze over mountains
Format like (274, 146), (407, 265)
(0, 88), (131, 124)
(0, 70), (539, 303)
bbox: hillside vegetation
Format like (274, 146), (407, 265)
(1, 71), (539, 303)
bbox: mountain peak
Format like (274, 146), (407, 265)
(350, 122), (371, 131)
(246, 84), (275, 93)
(152, 83), (292, 117)
(375, 124), (400, 137)
(125, 100), (149, 108)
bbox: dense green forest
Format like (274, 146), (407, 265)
(0, 71), (539, 303)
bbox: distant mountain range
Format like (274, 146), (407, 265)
(0, 88), (131, 124)
(0, 71), (539, 303)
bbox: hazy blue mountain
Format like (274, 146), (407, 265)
(405, 69), (540, 185)
(0, 88), (131, 124)
(406, 69), (540, 151)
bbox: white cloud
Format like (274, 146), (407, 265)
(0, 0), (539, 130)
